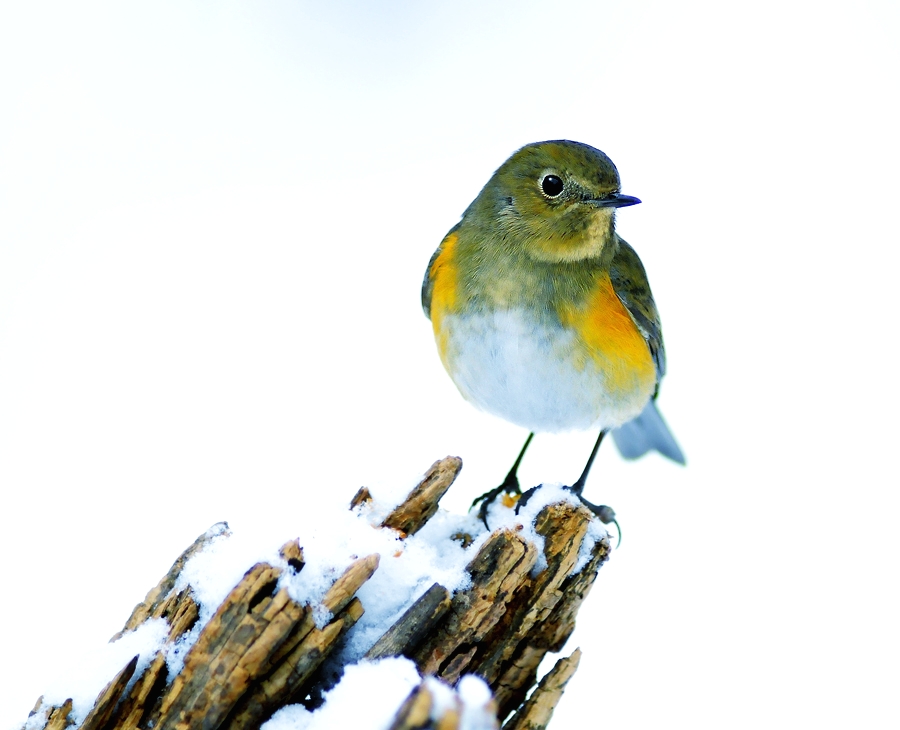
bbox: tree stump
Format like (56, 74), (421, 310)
(23, 457), (610, 730)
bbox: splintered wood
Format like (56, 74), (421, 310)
(25, 456), (610, 730)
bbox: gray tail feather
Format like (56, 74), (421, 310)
(611, 400), (685, 465)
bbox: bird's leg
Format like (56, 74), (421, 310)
(565, 430), (620, 543)
(568, 429), (606, 497)
(472, 432), (534, 528)
(517, 428), (620, 539)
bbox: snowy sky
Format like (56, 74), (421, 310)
(1, 1), (899, 727)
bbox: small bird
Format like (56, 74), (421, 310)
(422, 140), (684, 527)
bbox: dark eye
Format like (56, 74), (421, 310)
(541, 174), (564, 197)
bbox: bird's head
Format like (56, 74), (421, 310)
(466, 140), (640, 264)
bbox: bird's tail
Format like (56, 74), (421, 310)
(612, 400), (685, 464)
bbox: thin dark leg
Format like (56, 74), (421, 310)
(566, 429), (620, 542)
(501, 431), (534, 493)
(472, 432), (535, 527)
(568, 430), (607, 495)
(513, 429), (621, 545)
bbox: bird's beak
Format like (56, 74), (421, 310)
(585, 193), (641, 209)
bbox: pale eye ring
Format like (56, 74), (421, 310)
(540, 174), (564, 197)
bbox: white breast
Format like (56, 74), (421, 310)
(440, 309), (651, 433)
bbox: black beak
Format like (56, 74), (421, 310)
(585, 193), (641, 209)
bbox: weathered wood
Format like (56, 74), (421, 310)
(114, 652), (169, 730)
(380, 456), (463, 536)
(155, 553), (379, 730)
(282, 597), (365, 706)
(22, 457), (608, 730)
(387, 683), (435, 730)
(156, 563), (283, 727)
(278, 539), (305, 573)
(113, 588), (200, 730)
(113, 523), (229, 641)
(387, 678), (499, 730)
(411, 529), (539, 676)
(502, 649), (581, 730)
(224, 598), (366, 730)
(43, 699), (74, 730)
(383, 499), (609, 722)
(365, 583), (452, 661)
(79, 655), (138, 730)
(477, 503), (607, 717)
(319, 554), (380, 616)
(349, 486), (373, 509)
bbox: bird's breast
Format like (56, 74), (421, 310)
(554, 273), (657, 396)
(432, 285), (656, 432)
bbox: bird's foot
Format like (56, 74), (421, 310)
(566, 490), (616, 524)
(515, 484), (621, 547)
(471, 472), (521, 529)
(514, 484), (541, 513)
(567, 489), (621, 548)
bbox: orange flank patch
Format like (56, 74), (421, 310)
(557, 273), (656, 393)
(429, 232), (460, 317)
(428, 232), (460, 363)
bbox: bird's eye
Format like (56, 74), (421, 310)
(540, 174), (564, 197)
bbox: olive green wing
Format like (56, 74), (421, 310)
(421, 223), (460, 319)
(610, 236), (684, 464)
(609, 236), (666, 382)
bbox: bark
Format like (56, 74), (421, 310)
(23, 457), (609, 730)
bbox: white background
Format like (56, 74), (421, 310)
(1, 1), (898, 727)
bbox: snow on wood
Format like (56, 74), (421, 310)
(23, 456), (610, 730)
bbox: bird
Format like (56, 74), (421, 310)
(421, 140), (684, 528)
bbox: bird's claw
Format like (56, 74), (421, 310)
(471, 474), (521, 530)
(476, 476), (622, 549)
(513, 484), (540, 515)
(568, 491), (622, 548)
(515, 484), (622, 548)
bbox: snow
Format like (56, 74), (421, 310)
(24, 618), (169, 729)
(21, 478), (605, 729)
(261, 660), (500, 730)
(167, 478), (605, 674)
(262, 658), (420, 730)
(157, 473), (487, 676)
(181, 481), (604, 726)
(456, 675), (499, 730)
(422, 674), (457, 717)
(261, 704), (313, 730)
(482, 482), (609, 576)
(576, 516), (610, 574)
